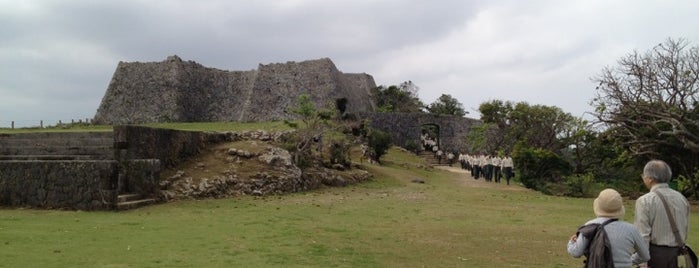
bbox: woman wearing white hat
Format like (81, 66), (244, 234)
(567, 188), (650, 267)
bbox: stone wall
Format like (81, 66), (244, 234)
(113, 125), (212, 168)
(0, 160), (118, 210)
(366, 113), (481, 153)
(0, 131), (113, 159)
(94, 56), (377, 124)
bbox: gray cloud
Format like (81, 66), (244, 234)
(1, 0), (698, 127)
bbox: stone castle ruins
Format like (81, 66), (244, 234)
(1, 56), (480, 211)
(94, 56), (377, 124)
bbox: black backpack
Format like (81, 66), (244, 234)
(576, 219), (617, 268)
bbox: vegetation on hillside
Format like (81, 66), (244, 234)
(467, 38), (699, 199)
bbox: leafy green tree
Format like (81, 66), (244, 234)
(427, 94), (467, 116)
(513, 145), (572, 193)
(476, 100), (577, 154)
(371, 81), (425, 113)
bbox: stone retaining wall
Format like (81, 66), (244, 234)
(0, 160), (118, 210)
(113, 125), (220, 168)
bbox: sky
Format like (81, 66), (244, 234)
(1, 0), (698, 127)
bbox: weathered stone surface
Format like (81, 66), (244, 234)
(94, 56), (377, 124)
(160, 141), (372, 200)
(120, 159), (160, 199)
(257, 147), (293, 167)
(365, 112), (481, 153)
(0, 126), (373, 210)
(114, 125), (211, 168)
(0, 160), (118, 210)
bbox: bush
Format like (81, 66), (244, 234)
(513, 146), (571, 192)
(329, 139), (351, 167)
(563, 173), (603, 198)
(367, 129), (392, 164)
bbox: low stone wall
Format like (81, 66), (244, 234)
(0, 160), (118, 210)
(114, 125), (217, 168)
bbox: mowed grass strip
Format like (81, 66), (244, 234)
(1, 148), (697, 267)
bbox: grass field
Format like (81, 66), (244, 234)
(1, 148), (698, 267)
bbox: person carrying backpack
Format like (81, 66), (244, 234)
(568, 188), (650, 267)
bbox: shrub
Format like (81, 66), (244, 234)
(329, 139), (351, 167)
(367, 129), (392, 164)
(513, 146), (571, 192)
(563, 173), (603, 198)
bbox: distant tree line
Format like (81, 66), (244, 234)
(371, 81), (467, 117)
(370, 38), (699, 199)
(467, 38), (698, 198)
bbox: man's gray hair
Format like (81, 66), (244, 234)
(643, 160), (672, 183)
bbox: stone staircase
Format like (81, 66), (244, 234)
(417, 151), (451, 166)
(117, 193), (156, 210)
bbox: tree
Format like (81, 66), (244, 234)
(426, 94), (467, 116)
(513, 146), (572, 192)
(476, 100), (577, 154)
(367, 128), (392, 164)
(591, 38), (699, 197)
(371, 81), (425, 113)
(592, 38), (699, 155)
(286, 94), (334, 166)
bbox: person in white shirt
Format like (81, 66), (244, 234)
(491, 156), (502, 183)
(502, 156), (514, 185)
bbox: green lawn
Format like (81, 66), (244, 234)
(1, 148), (698, 267)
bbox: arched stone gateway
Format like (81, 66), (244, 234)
(365, 113), (481, 153)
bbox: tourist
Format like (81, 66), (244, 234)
(502, 155), (514, 185)
(634, 160), (691, 268)
(492, 156), (501, 183)
(483, 155), (493, 182)
(568, 189), (650, 267)
(472, 154), (481, 179)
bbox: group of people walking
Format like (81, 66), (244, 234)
(458, 154), (514, 185)
(567, 160), (694, 268)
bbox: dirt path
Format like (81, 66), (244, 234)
(434, 165), (529, 192)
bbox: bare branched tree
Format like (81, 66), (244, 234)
(592, 38), (699, 155)
(592, 38), (699, 196)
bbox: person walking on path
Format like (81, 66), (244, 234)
(568, 188), (650, 267)
(502, 156), (514, 185)
(492, 156), (502, 183)
(634, 160), (691, 268)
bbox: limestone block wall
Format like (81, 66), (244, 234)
(366, 113), (481, 153)
(94, 56), (376, 124)
(120, 159), (160, 199)
(0, 160), (118, 210)
(113, 125), (223, 168)
(0, 131), (113, 159)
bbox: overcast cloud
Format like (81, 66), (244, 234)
(1, 0), (698, 127)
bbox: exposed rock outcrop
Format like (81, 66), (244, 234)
(159, 142), (372, 200)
